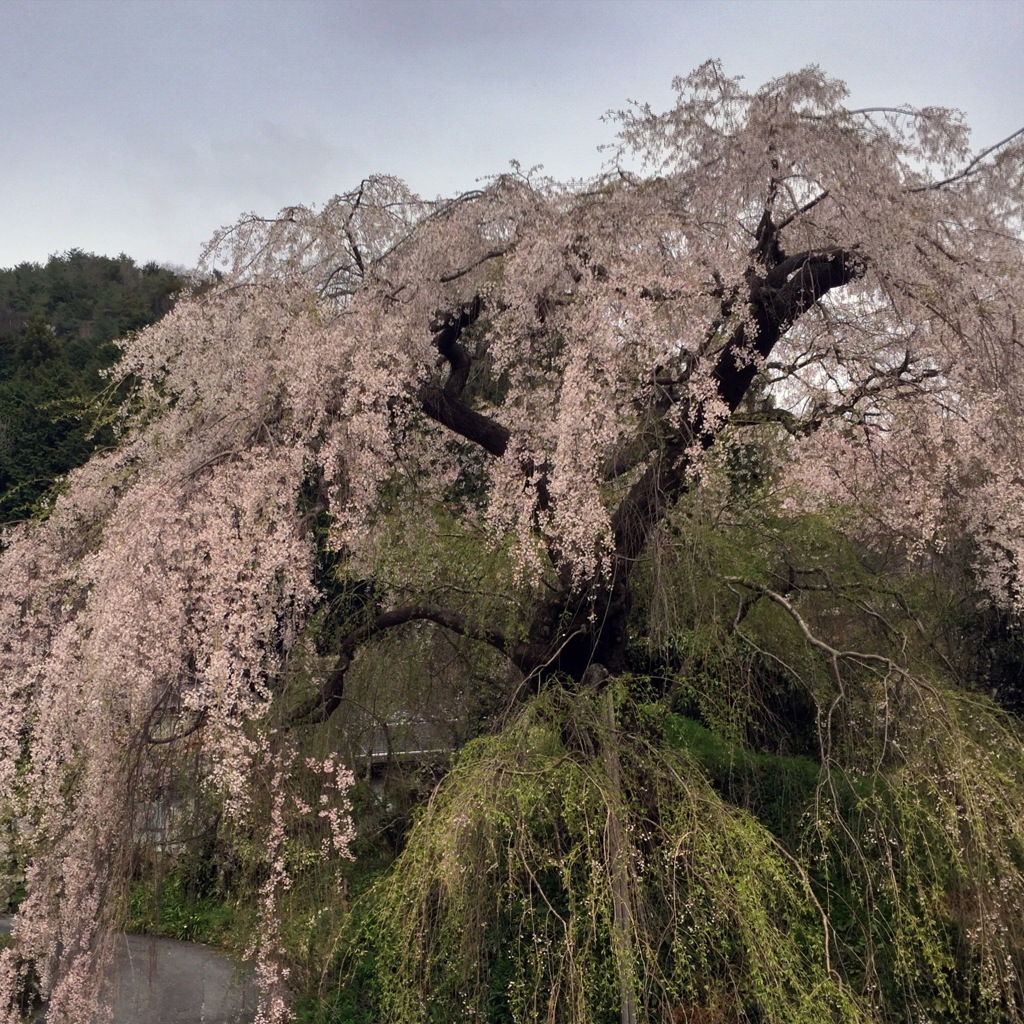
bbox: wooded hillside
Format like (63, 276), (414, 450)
(0, 250), (184, 522)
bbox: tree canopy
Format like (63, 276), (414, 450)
(2, 64), (1024, 1024)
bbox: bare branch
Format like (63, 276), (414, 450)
(419, 297), (512, 456)
(439, 249), (507, 284)
(289, 603), (515, 725)
(774, 190), (831, 232)
(911, 126), (1024, 193)
(724, 577), (896, 671)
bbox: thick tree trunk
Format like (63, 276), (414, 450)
(304, 225), (866, 718)
(518, 240), (866, 689)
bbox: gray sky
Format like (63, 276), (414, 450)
(1, 0), (1022, 270)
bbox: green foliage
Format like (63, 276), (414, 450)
(291, 490), (1024, 1024)
(662, 712), (821, 844)
(806, 685), (1024, 1023)
(333, 688), (869, 1024)
(125, 865), (236, 944)
(624, 484), (1024, 1022)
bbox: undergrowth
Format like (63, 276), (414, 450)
(303, 655), (1024, 1023)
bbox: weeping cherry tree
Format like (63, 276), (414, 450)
(2, 63), (1024, 1023)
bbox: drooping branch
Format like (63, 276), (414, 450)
(910, 126), (1024, 193)
(141, 679), (208, 746)
(723, 577), (898, 672)
(290, 603), (516, 725)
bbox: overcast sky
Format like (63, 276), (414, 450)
(1, 0), (1022, 270)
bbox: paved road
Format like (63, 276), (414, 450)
(1, 918), (257, 1023)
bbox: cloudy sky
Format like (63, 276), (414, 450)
(2, 0), (1022, 270)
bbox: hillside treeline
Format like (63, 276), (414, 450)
(0, 250), (185, 522)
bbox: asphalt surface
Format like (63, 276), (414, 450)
(0, 918), (257, 1023)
